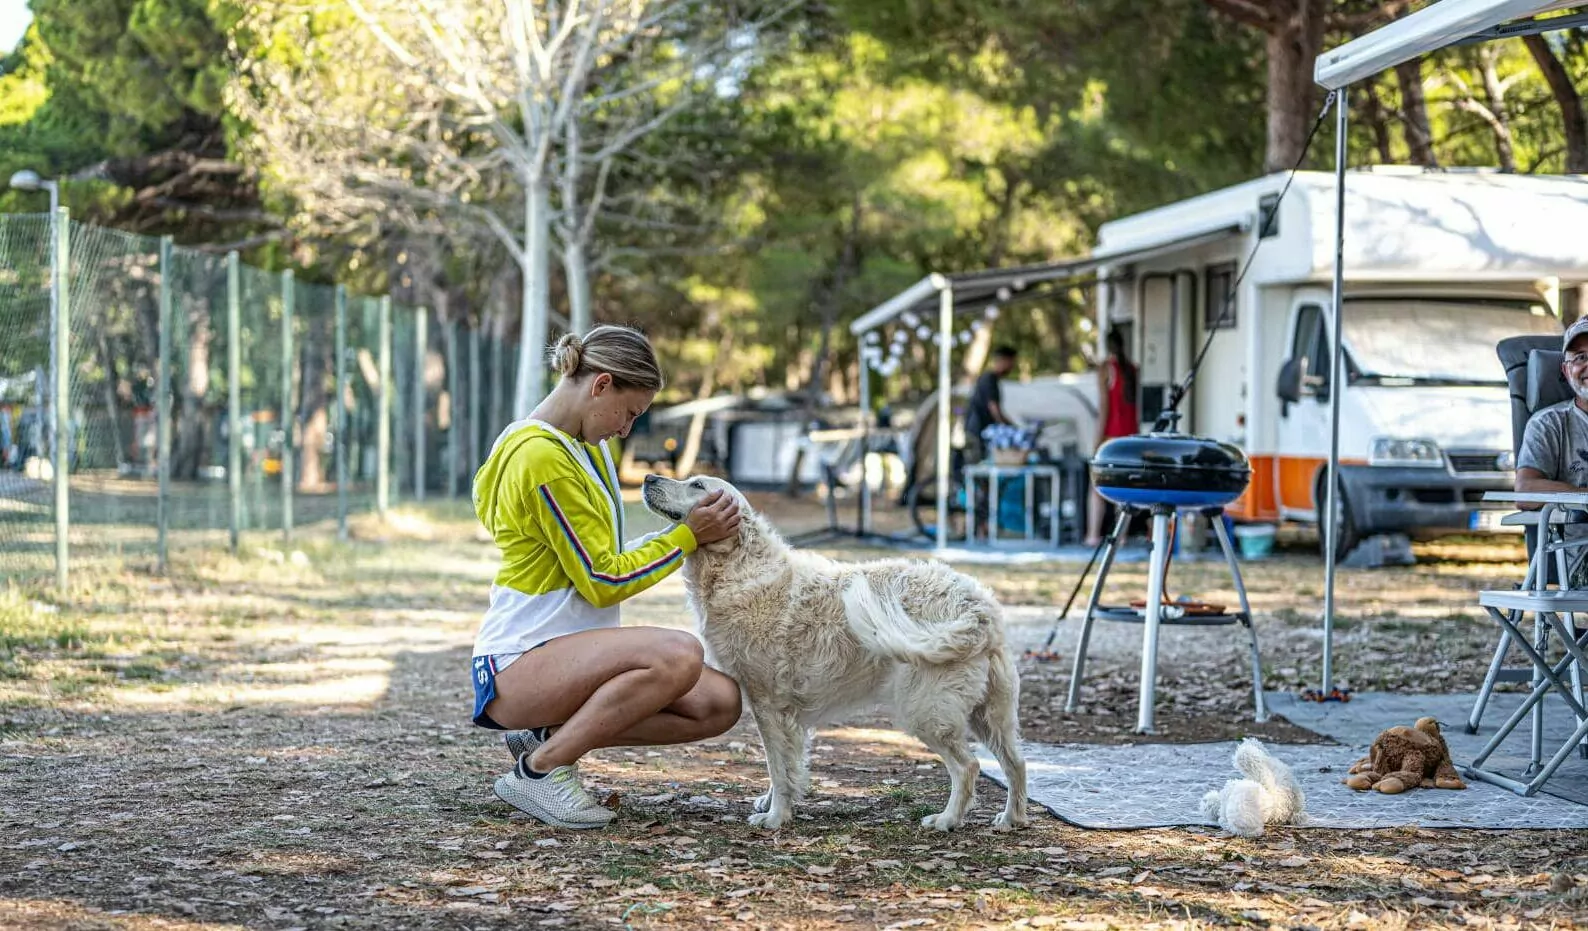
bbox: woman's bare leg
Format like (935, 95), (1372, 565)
(1085, 487), (1106, 546)
(484, 627), (742, 771)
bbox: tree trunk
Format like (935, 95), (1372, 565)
(565, 239), (592, 336)
(514, 180), (552, 418)
(96, 331), (127, 470)
(1361, 77), (1395, 164)
(172, 296), (212, 480)
(785, 198), (862, 497)
(296, 307), (332, 490)
(560, 113), (596, 337)
(1523, 33), (1588, 173)
(1394, 58), (1437, 167)
(1478, 45), (1516, 172)
(489, 300), (506, 435)
(1262, 0), (1326, 173)
(676, 326), (733, 478)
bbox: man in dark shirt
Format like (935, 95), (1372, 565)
(964, 346), (1017, 465)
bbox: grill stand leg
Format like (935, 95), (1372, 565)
(1212, 511), (1267, 723)
(1065, 508), (1130, 712)
(1136, 509), (1172, 735)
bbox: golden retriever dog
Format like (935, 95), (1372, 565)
(642, 474), (1029, 832)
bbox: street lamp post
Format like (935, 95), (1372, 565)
(10, 168), (68, 588)
(8, 170), (62, 465)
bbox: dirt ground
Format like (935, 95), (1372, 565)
(3, 494), (1588, 930)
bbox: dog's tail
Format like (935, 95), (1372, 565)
(1233, 737), (1306, 824)
(1234, 738), (1287, 792)
(840, 574), (989, 665)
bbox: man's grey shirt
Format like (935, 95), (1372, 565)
(1519, 399), (1588, 486)
(1519, 399), (1588, 580)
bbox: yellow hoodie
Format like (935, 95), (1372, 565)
(471, 419), (697, 658)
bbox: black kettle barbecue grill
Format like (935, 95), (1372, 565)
(1090, 432), (1252, 510)
(1065, 430), (1268, 734)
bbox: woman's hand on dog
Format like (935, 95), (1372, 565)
(686, 491), (742, 544)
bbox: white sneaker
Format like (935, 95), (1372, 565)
(504, 726), (549, 763)
(493, 760), (614, 829)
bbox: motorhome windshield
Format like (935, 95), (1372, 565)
(1343, 298), (1559, 386)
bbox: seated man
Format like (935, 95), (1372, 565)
(963, 346), (1019, 539)
(1515, 317), (1588, 586)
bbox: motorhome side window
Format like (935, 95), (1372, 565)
(1205, 263), (1236, 330)
(1293, 305), (1329, 392)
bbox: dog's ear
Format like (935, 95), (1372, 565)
(701, 503), (761, 554)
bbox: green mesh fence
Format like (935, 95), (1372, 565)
(0, 211), (523, 586)
(63, 222), (164, 568)
(344, 294), (384, 515)
(165, 247), (232, 539)
(0, 214), (53, 578)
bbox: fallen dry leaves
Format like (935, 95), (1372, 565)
(0, 501), (1584, 929)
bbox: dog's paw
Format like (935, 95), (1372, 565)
(990, 811), (1029, 832)
(751, 791), (773, 814)
(920, 811), (962, 832)
(748, 810), (787, 830)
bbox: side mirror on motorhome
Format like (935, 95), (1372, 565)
(1276, 358), (1303, 410)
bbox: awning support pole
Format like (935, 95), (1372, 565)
(1322, 87), (1349, 695)
(936, 284), (954, 550)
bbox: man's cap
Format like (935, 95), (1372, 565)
(1566, 317), (1588, 352)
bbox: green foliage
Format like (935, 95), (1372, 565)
(0, 28), (106, 210)
(5, 0), (1587, 407)
(30, 0), (236, 154)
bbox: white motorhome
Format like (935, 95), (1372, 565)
(1094, 168), (1588, 552)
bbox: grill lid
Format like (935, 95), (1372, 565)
(1091, 432), (1252, 508)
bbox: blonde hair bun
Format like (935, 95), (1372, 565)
(550, 332), (585, 377)
(549, 324), (663, 392)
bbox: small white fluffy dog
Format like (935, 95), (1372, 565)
(642, 474), (1029, 833)
(1199, 738), (1307, 837)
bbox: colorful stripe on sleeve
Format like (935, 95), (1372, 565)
(538, 484), (683, 584)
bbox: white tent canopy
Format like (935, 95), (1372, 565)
(1312, 0), (1586, 693)
(849, 224), (1245, 547)
(1315, 0), (1585, 89)
(850, 225), (1243, 337)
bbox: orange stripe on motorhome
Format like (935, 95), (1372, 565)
(1273, 455), (1368, 513)
(1276, 456), (1326, 512)
(1228, 455), (1278, 522)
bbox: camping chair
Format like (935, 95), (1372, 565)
(1462, 336), (1588, 788)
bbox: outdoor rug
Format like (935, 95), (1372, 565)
(1268, 690), (1588, 808)
(978, 690), (1588, 829)
(976, 739), (1588, 830)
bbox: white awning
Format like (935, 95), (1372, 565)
(1315, 0), (1584, 90)
(848, 223), (1245, 336)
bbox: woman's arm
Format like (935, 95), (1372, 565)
(1095, 363), (1111, 447)
(531, 477), (697, 608)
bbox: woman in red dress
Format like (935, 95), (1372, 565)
(1084, 328), (1139, 546)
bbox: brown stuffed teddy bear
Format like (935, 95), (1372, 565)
(1344, 717), (1467, 794)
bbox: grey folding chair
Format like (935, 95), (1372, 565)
(1465, 337), (1588, 780)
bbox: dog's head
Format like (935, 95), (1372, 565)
(641, 473), (755, 553)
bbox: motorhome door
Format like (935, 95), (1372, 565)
(1274, 295), (1333, 520)
(1135, 274), (1195, 431)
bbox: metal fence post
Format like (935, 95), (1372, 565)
(335, 286), (349, 540)
(157, 235), (173, 573)
(413, 306), (427, 503)
(281, 270), (295, 542)
(377, 296), (391, 519)
(489, 329), (503, 438)
(468, 325), (481, 484)
(446, 318), (460, 499)
(227, 251), (242, 553)
(52, 207), (70, 590)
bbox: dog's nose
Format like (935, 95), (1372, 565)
(643, 474), (658, 487)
